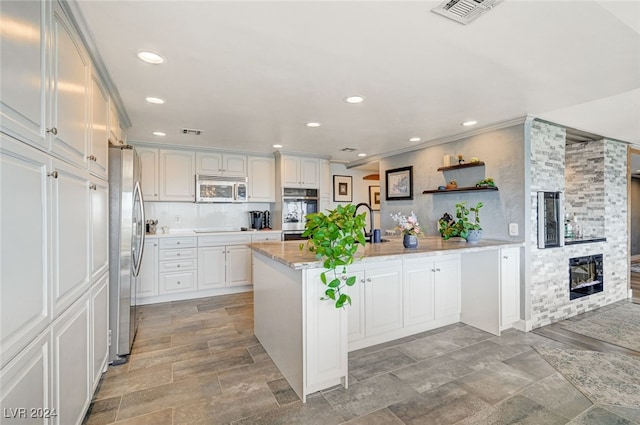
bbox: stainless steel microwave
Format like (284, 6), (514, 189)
(195, 175), (248, 203)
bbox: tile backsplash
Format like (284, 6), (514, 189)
(144, 202), (272, 232)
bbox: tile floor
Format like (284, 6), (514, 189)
(83, 292), (640, 425)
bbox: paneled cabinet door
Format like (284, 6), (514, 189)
(347, 271), (366, 343)
(300, 157), (320, 188)
(52, 294), (90, 425)
(248, 156), (275, 202)
(159, 149), (195, 201)
(0, 135), (51, 368)
(89, 75), (109, 179)
(108, 101), (121, 145)
(500, 248), (521, 329)
(51, 3), (89, 168)
(138, 240), (159, 298)
(434, 256), (461, 320)
(198, 246), (226, 289)
(91, 275), (109, 391)
(223, 154), (247, 177)
(195, 152), (223, 175)
(403, 259), (436, 327)
(90, 178), (108, 281)
(364, 263), (403, 337)
(226, 245), (251, 287)
(0, 0), (50, 149)
(51, 159), (91, 316)
(280, 156), (300, 187)
(0, 331), (51, 425)
(137, 147), (159, 201)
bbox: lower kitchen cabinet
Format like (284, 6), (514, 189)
(0, 331), (51, 425)
(198, 246), (226, 289)
(158, 237), (197, 295)
(500, 247), (521, 330)
(52, 293), (91, 425)
(433, 255), (462, 320)
(137, 239), (158, 298)
(198, 235), (251, 289)
(90, 275), (109, 391)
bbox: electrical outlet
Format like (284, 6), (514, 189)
(509, 223), (519, 236)
(175, 216), (181, 224)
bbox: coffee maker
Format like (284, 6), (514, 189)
(249, 210), (271, 230)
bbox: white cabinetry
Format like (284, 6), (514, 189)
(278, 154), (320, 188)
(138, 239), (159, 298)
(90, 275), (109, 391)
(159, 149), (195, 202)
(433, 256), (462, 320)
(248, 156), (276, 202)
(347, 262), (403, 345)
(90, 177), (108, 281)
(251, 232), (282, 243)
(89, 75), (109, 179)
(319, 159), (331, 212)
(0, 0), (50, 150)
(50, 2), (89, 168)
(51, 159), (91, 316)
(137, 147), (159, 201)
(108, 101), (122, 145)
(500, 247), (521, 330)
(0, 136), (51, 368)
(196, 152), (246, 177)
(52, 294), (90, 425)
(198, 235), (252, 289)
(158, 237), (197, 294)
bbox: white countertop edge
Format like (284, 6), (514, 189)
(146, 229), (283, 238)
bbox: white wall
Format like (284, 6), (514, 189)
(328, 163), (381, 231)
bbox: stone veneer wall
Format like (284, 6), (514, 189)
(565, 142), (605, 238)
(527, 120), (628, 329)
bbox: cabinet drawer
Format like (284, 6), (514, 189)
(159, 237), (196, 249)
(198, 235), (251, 247)
(159, 259), (197, 272)
(252, 233), (282, 242)
(159, 248), (196, 261)
(160, 271), (196, 293)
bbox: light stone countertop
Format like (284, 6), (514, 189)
(250, 235), (525, 270)
(146, 229), (282, 239)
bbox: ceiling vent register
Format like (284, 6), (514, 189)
(431, 0), (502, 25)
(181, 128), (202, 136)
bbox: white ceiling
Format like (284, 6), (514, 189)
(75, 0), (640, 164)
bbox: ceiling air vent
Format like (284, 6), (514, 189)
(181, 128), (202, 136)
(341, 147), (358, 152)
(431, 0), (502, 25)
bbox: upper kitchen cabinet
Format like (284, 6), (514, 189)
(137, 147), (159, 201)
(248, 155), (275, 202)
(50, 2), (90, 168)
(276, 153), (320, 189)
(0, 0), (50, 150)
(196, 152), (246, 177)
(108, 101), (123, 146)
(89, 75), (108, 180)
(159, 149), (195, 202)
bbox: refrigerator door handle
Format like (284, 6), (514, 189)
(132, 180), (146, 277)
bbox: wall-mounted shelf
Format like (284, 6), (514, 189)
(437, 161), (485, 172)
(422, 186), (499, 194)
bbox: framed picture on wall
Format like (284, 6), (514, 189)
(385, 166), (413, 200)
(333, 175), (353, 202)
(369, 186), (380, 210)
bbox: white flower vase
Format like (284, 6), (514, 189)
(403, 234), (418, 249)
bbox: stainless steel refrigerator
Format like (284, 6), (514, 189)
(108, 145), (145, 364)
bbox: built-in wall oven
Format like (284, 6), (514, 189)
(281, 188), (318, 240)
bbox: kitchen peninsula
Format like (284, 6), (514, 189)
(250, 236), (524, 401)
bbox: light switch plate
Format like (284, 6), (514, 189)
(509, 223), (518, 236)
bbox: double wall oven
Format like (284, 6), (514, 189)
(281, 188), (318, 240)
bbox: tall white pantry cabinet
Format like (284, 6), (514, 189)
(0, 1), (119, 424)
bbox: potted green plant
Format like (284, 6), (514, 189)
(438, 201), (483, 242)
(300, 204), (367, 308)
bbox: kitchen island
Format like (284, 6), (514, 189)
(250, 236), (524, 402)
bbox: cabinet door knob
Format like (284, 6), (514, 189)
(177, 253), (181, 256)
(177, 281), (181, 284)
(436, 268), (441, 272)
(431, 269), (436, 272)
(46, 127), (58, 135)
(366, 278), (372, 282)
(177, 242), (181, 245)
(503, 256), (508, 259)
(177, 264), (181, 267)
(47, 171), (58, 179)
(360, 279), (365, 283)
(89, 183), (97, 190)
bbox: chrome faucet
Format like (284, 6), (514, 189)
(354, 202), (374, 242)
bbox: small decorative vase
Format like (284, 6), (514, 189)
(465, 229), (483, 243)
(403, 234), (418, 249)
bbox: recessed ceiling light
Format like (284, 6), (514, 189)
(357, 153), (367, 157)
(145, 97), (165, 104)
(344, 95), (365, 104)
(409, 137), (421, 142)
(152, 131), (166, 136)
(462, 120), (478, 126)
(306, 122), (321, 128)
(137, 51), (164, 64)
(273, 144), (283, 148)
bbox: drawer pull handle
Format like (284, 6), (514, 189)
(177, 242), (181, 245)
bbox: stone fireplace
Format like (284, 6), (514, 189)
(569, 254), (603, 300)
